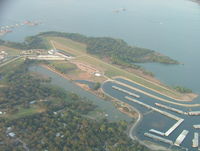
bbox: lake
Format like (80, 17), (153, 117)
(1, 0), (200, 149)
(0, 0), (199, 96)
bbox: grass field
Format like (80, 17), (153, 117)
(0, 46), (21, 55)
(49, 60), (77, 74)
(46, 37), (87, 55)
(4, 106), (44, 120)
(47, 37), (186, 100)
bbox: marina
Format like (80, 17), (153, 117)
(124, 96), (180, 121)
(102, 79), (200, 150)
(1, 0), (200, 150)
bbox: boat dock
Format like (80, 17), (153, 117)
(188, 111), (200, 116)
(165, 119), (184, 136)
(193, 125), (200, 129)
(144, 133), (173, 145)
(125, 96), (180, 120)
(174, 130), (189, 146)
(149, 129), (165, 136)
(125, 96), (185, 137)
(112, 86), (140, 98)
(192, 132), (199, 148)
(155, 103), (186, 115)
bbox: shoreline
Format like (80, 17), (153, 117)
(32, 63), (173, 151)
(101, 85), (170, 151)
(114, 76), (198, 102)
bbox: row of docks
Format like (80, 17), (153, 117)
(174, 130), (189, 146)
(125, 96), (180, 121)
(146, 130), (199, 148)
(148, 119), (184, 137)
(125, 96), (185, 137)
(144, 133), (173, 145)
(112, 86), (140, 98)
(155, 103), (187, 115)
(126, 95), (200, 148)
(155, 103), (200, 116)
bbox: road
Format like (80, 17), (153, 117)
(0, 56), (21, 68)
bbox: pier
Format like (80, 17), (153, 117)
(193, 125), (200, 129)
(165, 119), (184, 136)
(188, 111), (200, 116)
(192, 132), (198, 148)
(174, 130), (189, 146)
(125, 96), (184, 136)
(149, 129), (165, 136)
(155, 103), (186, 115)
(144, 133), (173, 145)
(112, 86), (140, 98)
(125, 96), (180, 120)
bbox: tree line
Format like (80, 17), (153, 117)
(0, 60), (150, 151)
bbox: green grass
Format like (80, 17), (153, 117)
(76, 55), (180, 97)
(0, 58), (24, 84)
(6, 107), (41, 120)
(49, 61), (77, 74)
(46, 37), (87, 53)
(0, 46), (21, 55)
(44, 36), (189, 100)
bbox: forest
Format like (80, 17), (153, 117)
(0, 35), (48, 50)
(0, 31), (178, 67)
(0, 60), (150, 151)
(39, 31), (179, 65)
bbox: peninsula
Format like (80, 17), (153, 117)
(0, 32), (199, 151)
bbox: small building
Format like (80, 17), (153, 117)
(8, 132), (16, 137)
(6, 127), (12, 132)
(0, 55), (4, 60)
(29, 101), (36, 104)
(94, 73), (101, 77)
(48, 49), (55, 55)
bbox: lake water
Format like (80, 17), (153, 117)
(102, 79), (200, 150)
(29, 66), (132, 122)
(1, 0), (200, 149)
(0, 0), (199, 96)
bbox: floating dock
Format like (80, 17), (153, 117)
(125, 96), (184, 136)
(112, 86), (140, 98)
(125, 96), (180, 120)
(165, 119), (184, 136)
(155, 103), (186, 115)
(192, 132), (199, 148)
(149, 129), (165, 136)
(188, 111), (200, 116)
(144, 133), (173, 145)
(193, 125), (200, 129)
(174, 130), (189, 146)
